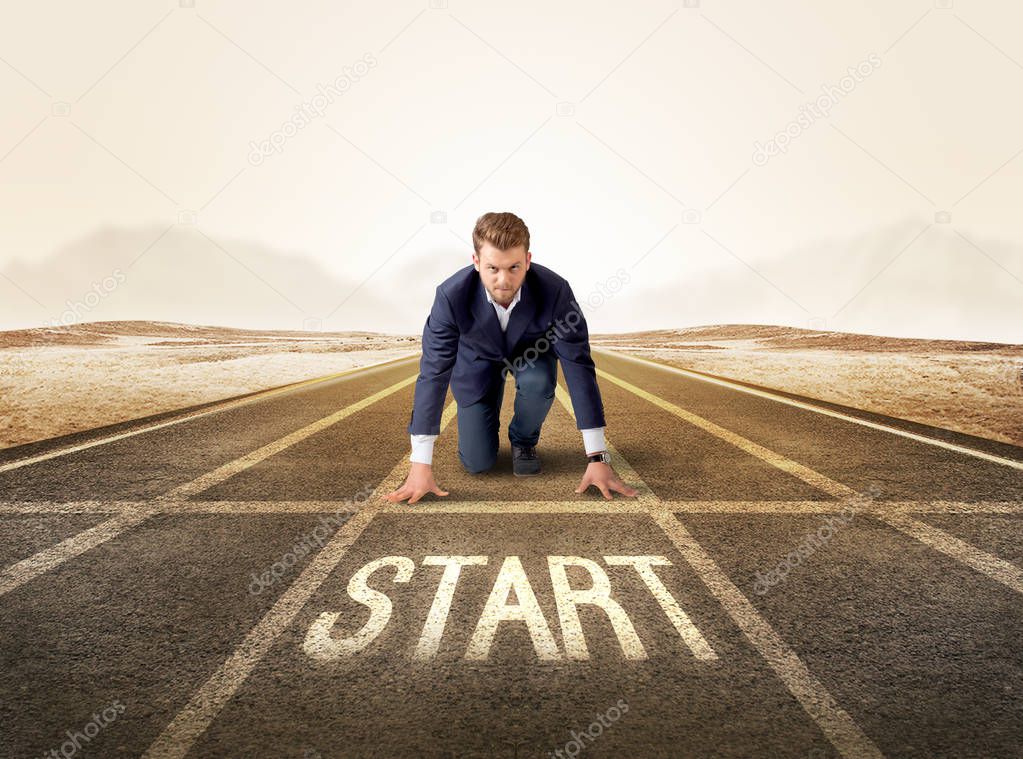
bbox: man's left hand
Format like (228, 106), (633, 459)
(574, 462), (639, 500)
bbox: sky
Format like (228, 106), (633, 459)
(0, 0), (1021, 342)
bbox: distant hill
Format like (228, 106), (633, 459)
(598, 218), (1023, 345)
(0, 320), (418, 349)
(0, 224), (450, 334)
(592, 324), (1023, 354)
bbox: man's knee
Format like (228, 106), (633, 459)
(514, 365), (555, 397)
(460, 446), (497, 474)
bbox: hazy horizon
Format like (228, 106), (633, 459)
(2, 1), (1021, 343)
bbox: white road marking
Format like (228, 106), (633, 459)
(143, 400), (458, 759)
(590, 370), (854, 499)
(3, 499), (1023, 514)
(879, 512), (1023, 595)
(414, 555), (489, 661)
(0, 507), (158, 597)
(303, 553), (713, 662)
(548, 555), (647, 660)
(426, 497), (1011, 516)
(0, 501), (130, 514)
(144, 505), (381, 759)
(597, 348), (1023, 471)
(653, 511), (883, 759)
(303, 555), (415, 661)
(0, 354), (420, 474)
(604, 555), (718, 661)
(465, 555), (562, 662)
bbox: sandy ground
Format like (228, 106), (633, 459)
(592, 325), (1023, 448)
(0, 321), (419, 450)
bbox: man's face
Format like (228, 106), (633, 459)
(473, 242), (531, 307)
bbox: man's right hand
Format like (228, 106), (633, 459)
(384, 462), (450, 504)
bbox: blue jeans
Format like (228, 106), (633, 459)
(457, 349), (557, 474)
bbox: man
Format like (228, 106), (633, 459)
(385, 211), (638, 505)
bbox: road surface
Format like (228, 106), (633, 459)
(0, 349), (1021, 758)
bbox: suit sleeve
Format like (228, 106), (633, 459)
(551, 281), (607, 430)
(408, 286), (460, 435)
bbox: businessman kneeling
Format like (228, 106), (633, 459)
(385, 211), (638, 505)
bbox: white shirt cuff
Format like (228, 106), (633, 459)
(581, 427), (606, 455)
(410, 434), (438, 465)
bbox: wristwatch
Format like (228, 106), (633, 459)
(586, 450), (611, 465)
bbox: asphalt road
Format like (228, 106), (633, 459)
(0, 349), (1021, 759)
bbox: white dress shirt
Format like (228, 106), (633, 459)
(409, 284), (607, 465)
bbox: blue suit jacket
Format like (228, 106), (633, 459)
(407, 262), (606, 436)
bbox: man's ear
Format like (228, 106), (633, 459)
(472, 253), (480, 272)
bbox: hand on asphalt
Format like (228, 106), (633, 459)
(574, 462), (639, 500)
(385, 462), (450, 504)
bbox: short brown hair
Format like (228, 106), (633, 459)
(472, 212), (530, 254)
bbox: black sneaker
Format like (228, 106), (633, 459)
(511, 444), (541, 477)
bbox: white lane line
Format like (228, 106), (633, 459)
(880, 512), (1023, 595)
(0, 507), (158, 597)
(145, 507), (380, 759)
(554, 388), (884, 759)
(652, 511), (883, 759)
(597, 348), (1023, 471)
(387, 499), (653, 514)
(159, 372), (420, 500)
(3, 500), (1022, 515)
(591, 369), (854, 499)
(0, 501), (132, 514)
(143, 400), (458, 759)
(596, 364), (1023, 595)
(0, 353), (420, 475)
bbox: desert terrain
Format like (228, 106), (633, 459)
(0, 321), (419, 450)
(1, 320), (1019, 451)
(591, 325), (1023, 447)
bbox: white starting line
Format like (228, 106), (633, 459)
(1, 499), (1020, 515)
